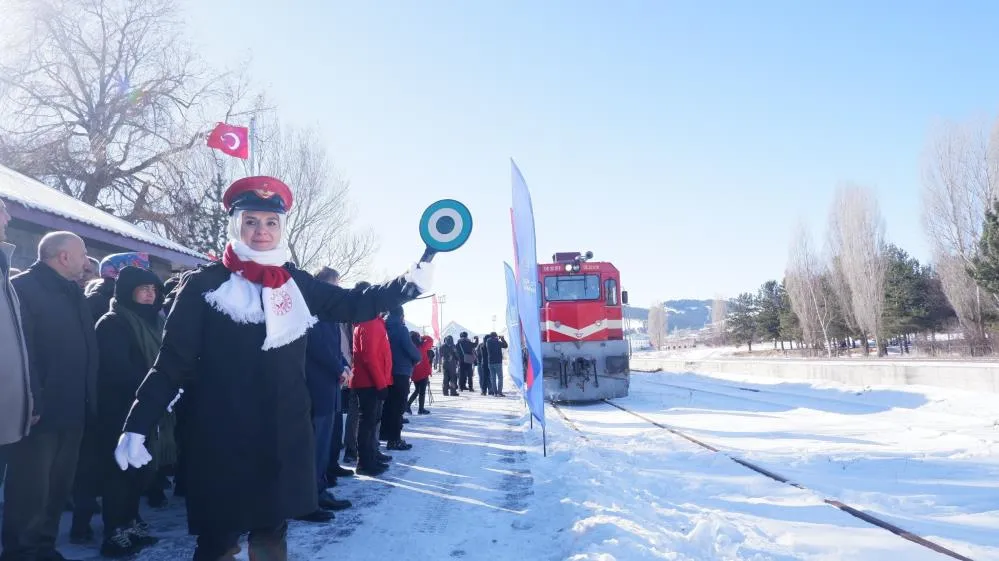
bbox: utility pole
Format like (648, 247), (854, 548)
(436, 294), (446, 339)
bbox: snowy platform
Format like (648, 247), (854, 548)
(11, 370), (999, 560)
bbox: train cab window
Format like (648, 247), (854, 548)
(544, 274), (600, 301)
(605, 279), (618, 306)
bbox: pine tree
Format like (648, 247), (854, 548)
(969, 199), (999, 304)
(727, 292), (758, 351)
(755, 280), (781, 348)
(919, 270), (957, 333)
(883, 244), (925, 339)
(777, 280), (800, 349)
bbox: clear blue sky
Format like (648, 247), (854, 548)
(181, 0), (999, 334)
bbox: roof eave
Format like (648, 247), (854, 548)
(5, 199), (206, 267)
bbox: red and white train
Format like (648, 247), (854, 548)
(538, 251), (630, 401)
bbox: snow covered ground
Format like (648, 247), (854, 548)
(10, 369), (998, 560)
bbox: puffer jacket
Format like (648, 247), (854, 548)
(385, 309), (421, 378)
(350, 317), (391, 390)
(411, 336), (434, 382)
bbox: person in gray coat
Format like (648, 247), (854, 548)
(0, 198), (33, 449)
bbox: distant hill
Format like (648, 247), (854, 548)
(625, 299), (714, 332)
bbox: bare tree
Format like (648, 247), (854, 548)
(254, 120), (377, 280)
(921, 118), (998, 342)
(785, 222), (834, 356)
(0, 0), (252, 229)
(647, 301), (667, 350)
(936, 252), (990, 352)
(828, 184), (888, 355)
(709, 295), (727, 345)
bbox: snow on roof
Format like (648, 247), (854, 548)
(0, 164), (204, 260)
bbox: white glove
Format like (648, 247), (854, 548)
(404, 261), (434, 294)
(167, 388), (184, 413)
(114, 432), (153, 470)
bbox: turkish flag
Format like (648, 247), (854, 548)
(206, 122), (249, 159)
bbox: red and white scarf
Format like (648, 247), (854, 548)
(204, 239), (316, 350)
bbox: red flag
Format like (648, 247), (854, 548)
(206, 122), (249, 160)
(431, 297), (441, 342)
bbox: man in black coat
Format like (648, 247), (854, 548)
(456, 332), (477, 392)
(485, 332), (509, 397)
(301, 267), (352, 523)
(3, 231), (98, 561)
(475, 338), (491, 395)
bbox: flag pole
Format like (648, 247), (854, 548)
(543, 423), (547, 457)
(249, 116), (257, 175)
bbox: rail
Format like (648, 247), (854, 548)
(550, 399), (977, 561)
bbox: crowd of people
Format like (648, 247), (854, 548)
(0, 175), (514, 561)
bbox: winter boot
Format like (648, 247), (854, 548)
(294, 509), (334, 523)
(100, 528), (139, 558)
(318, 490), (352, 511)
(418, 408), (431, 415)
(356, 462), (388, 477)
(387, 440), (413, 451)
(329, 464), (354, 478)
(127, 519), (160, 547)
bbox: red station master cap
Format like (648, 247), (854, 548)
(222, 176), (294, 215)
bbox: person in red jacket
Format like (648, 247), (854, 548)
(407, 335), (435, 415)
(350, 306), (392, 476)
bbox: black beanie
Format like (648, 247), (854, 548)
(114, 266), (162, 302)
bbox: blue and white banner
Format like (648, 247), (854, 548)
(510, 159), (545, 428)
(504, 262), (525, 391)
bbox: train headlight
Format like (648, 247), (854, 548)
(564, 263), (573, 272)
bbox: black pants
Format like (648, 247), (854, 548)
(193, 521), (287, 561)
(478, 364), (492, 394)
(341, 390), (360, 461)
(1, 428), (83, 560)
(0, 445), (7, 487)
(459, 364), (474, 390)
(354, 388), (379, 470)
(442, 366), (458, 395)
(379, 376), (409, 442)
(408, 379), (429, 411)
(329, 398), (345, 470)
(101, 460), (154, 537)
(71, 421), (101, 531)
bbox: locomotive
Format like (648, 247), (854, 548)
(538, 251), (630, 402)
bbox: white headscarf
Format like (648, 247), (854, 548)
(204, 210), (317, 350)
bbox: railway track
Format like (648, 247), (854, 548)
(634, 374), (999, 447)
(637, 377), (880, 413)
(549, 398), (977, 561)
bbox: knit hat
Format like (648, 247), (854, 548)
(99, 252), (150, 279)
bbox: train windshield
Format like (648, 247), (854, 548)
(544, 274), (601, 302)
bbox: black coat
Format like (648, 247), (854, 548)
(385, 313), (421, 378)
(11, 261), (98, 430)
(85, 277), (115, 324)
(304, 320), (348, 416)
(95, 309), (160, 463)
(123, 262), (414, 535)
(457, 337), (476, 365)
(485, 335), (508, 363)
